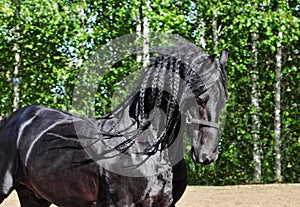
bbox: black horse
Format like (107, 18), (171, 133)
(0, 45), (228, 206)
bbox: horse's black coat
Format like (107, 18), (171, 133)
(0, 46), (228, 206)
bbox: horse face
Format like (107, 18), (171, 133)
(186, 50), (228, 165)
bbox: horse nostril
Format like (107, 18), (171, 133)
(202, 153), (208, 161)
(201, 153), (211, 165)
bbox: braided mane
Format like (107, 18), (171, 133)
(97, 44), (222, 156)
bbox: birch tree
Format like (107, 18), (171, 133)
(250, 1), (262, 183)
(136, 1), (142, 63)
(12, 0), (21, 111)
(142, 0), (150, 67)
(271, 0), (298, 183)
(251, 32), (262, 183)
(0, 0), (96, 112)
(135, 0), (150, 67)
(274, 30), (283, 182)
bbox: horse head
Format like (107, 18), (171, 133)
(185, 50), (228, 165)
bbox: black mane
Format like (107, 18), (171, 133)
(97, 45), (222, 156)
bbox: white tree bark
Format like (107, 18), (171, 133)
(198, 18), (206, 49)
(77, 7), (85, 68)
(142, 0), (150, 68)
(251, 32), (262, 183)
(212, 10), (218, 54)
(274, 31), (283, 182)
(136, 4), (142, 63)
(136, 1), (149, 67)
(12, 0), (21, 111)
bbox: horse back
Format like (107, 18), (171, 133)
(1, 105), (101, 205)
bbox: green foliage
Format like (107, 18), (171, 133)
(184, 0), (300, 185)
(0, 0), (299, 185)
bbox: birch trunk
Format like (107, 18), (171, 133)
(77, 7), (85, 68)
(12, 0), (21, 111)
(142, 0), (150, 68)
(136, 4), (142, 63)
(251, 32), (262, 183)
(195, 1), (206, 49)
(274, 31), (283, 182)
(198, 18), (206, 49)
(212, 10), (218, 54)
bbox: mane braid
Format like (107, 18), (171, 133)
(98, 45), (219, 157)
(134, 56), (186, 155)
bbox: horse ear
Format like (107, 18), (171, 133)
(220, 49), (228, 66)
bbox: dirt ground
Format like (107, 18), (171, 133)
(1, 184), (299, 207)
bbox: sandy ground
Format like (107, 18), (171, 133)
(1, 184), (299, 207)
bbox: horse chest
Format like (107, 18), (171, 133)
(101, 160), (173, 206)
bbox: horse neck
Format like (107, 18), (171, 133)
(96, 53), (199, 154)
(97, 90), (183, 155)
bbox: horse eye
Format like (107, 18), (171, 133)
(196, 97), (206, 108)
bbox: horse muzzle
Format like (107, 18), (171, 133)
(191, 147), (219, 165)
